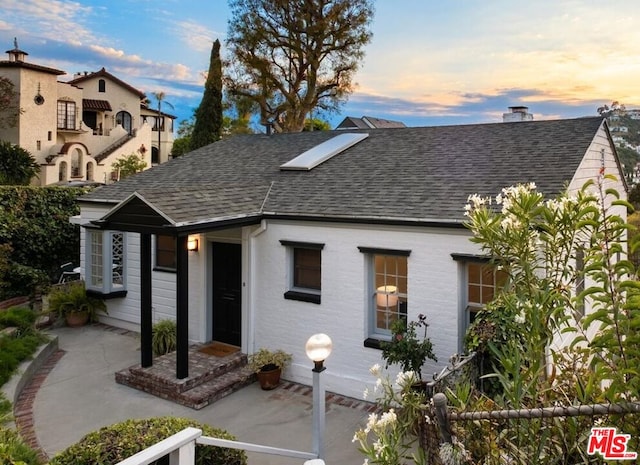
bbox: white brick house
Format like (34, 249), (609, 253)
(75, 117), (625, 399)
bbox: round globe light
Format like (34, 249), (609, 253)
(305, 333), (333, 362)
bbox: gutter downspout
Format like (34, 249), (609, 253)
(247, 219), (267, 354)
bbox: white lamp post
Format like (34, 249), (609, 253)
(305, 333), (333, 459)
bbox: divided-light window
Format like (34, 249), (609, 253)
(86, 230), (126, 295)
(358, 246), (411, 342)
(373, 254), (408, 335)
(466, 262), (507, 324)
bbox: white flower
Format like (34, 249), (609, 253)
(395, 370), (418, 389)
(364, 413), (378, 433)
(374, 377), (383, 392)
(514, 311), (525, 324)
(369, 363), (381, 377)
(362, 387), (369, 400)
(378, 408), (397, 428)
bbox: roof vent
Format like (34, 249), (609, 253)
(280, 133), (369, 171)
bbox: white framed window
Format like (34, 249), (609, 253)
(359, 247), (410, 339)
(280, 240), (323, 304)
(86, 230), (126, 294)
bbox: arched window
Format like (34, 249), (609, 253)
(115, 111), (132, 134)
(98, 79), (106, 93)
(59, 161), (68, 181)
(86, 162), (94, 181)
(71, 148), (83, 177)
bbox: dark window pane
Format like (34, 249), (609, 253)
(156, 235), (176, 269)
(294, 248), (320, 290)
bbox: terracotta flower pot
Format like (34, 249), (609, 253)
(256, 366), (282, 390)
(65, 311), (89, 327)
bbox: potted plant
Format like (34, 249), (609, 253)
(381, 313), (437, 383)
(47, 281), (107, 327)
(152, 319), (177, 356)
(247, 348), (292, 390)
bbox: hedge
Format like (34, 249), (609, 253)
(49, 417), (248, 465)
(0, 186), (89, 298)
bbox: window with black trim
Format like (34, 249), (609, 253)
(155, 235), (177, 271)
(359, 247), (410, 344)
(280, 240), (323, 304)
(57, 101), (76, 129)
(98, 79), (105, 92)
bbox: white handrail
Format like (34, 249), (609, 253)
(196, 435), (317, 460)
(115, 427), (320, 465)
(116, 427), (201, 465)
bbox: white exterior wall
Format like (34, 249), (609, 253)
(551, 122), (627, 351)
(0, 67), (59, 164)
(249, 221), (479, 399)
(73, 75), (142, 134)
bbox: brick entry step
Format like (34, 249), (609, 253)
(116, 346), (256, 410)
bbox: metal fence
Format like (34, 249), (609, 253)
(416, 353), (640, 464)
(431, 395), (640, 465)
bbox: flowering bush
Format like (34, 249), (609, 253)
(456, 173), (640, 463)
(354, 365), (428, 465)
(381, 314), (437, 380)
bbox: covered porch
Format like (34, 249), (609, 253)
(89, 188), (267, 384)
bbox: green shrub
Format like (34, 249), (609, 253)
(152, 319), (177, 356)
(0, 392), (12, 426)
(0, 306), (38, 333)
(0, 426), (41, 465)
(49, 417), (247, 465)
(2, 263), (49, 300)
(0, 186), (86, 289)
(0, 333), (47, 386)
(0, 141), (39, 186)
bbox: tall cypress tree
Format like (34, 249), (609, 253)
(190, 40), (223, 150)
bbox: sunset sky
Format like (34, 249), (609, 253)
(1, 0), (639, 130)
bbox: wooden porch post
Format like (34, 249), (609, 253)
(140, 233), (153, 367)
(176, 235), (189, 379)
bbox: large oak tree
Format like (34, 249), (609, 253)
(225, 0), (374, 133)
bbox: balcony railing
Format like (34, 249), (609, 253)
(115, 427), (323, 465)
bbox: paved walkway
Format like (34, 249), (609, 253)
(19, 325), (373, 464)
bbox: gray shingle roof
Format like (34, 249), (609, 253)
(83, 117), (607, 227)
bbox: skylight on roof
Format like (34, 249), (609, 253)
(280, 133), (369, 171)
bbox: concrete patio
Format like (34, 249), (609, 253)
(21, 325), (374, 464)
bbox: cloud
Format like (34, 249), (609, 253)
(2, 0), (96, 44)
(340, 86), (601, 128)
(173, 20), (220, 52)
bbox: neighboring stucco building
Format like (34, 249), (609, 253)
(75, 117), (624, 399)
(0, 40), (174, 185)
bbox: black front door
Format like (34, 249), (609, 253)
(212, 242), (241, 346)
